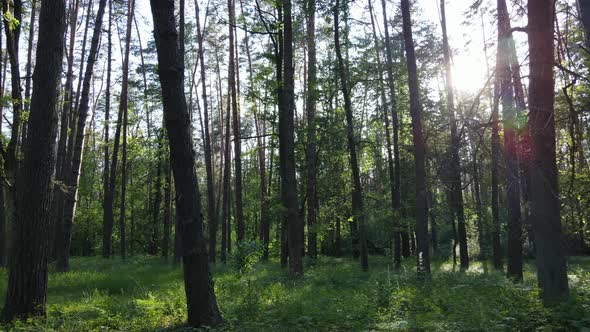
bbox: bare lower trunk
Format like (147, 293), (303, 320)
(401, 0), (430, 275)
(1, 0), (65, 320)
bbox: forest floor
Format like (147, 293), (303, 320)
(0, 255), (588, 331)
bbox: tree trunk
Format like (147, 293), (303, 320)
(58, 0), (109, 272)
(440, 0), (469, 270)
(400, 0), (430, 275)
(305, 0), (318, 260)
(21, 0), (37, 147)
(497, 0), (522, 281)
(102, 0), (112, 258)
(194, 0), (216, 263)
(51, 0), (80, 262)
(227, 0), (244, 244)
(1, 0), (66, 320)
(2, 0), (23, 263)
(334, 0), (368, 272)
(162, 157), (172, 262)
(380, 0), (404, 264)
(527, 0), (569, 305)
(149, 0), (222, 326)
(281, 0), (303, 277)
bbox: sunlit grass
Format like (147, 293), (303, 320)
(0, 255), (587, 331)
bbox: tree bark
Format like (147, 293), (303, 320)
(400, 0), (430, 275)
(102, 0), (112, 258)
(527, 0), (569, 305)
(1, 0), (66, 320)
(380, 0), (404, 264)
(149, 0), (222, 326)
(227, 0), (244, 244)
(305, 0), (318, 260)
(194, 0), (217, 263)
(497, 0), (522, 281)
(334, 0), (368, 272)
(440, 0), (469, 269)
(58, 0), (109, 271)
(281, 0), (303, 277)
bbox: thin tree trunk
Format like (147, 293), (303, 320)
(334, 0), (368, 272)
(440, 0), (469, 269)
(380, 0), (403, 263)
(58, 0), (109, 271)
(227, 0), (244, 243)
(162, 156), (172, 262)
(1, 0), (66, 320)
(497, 0), (522, 281)
(400, 0), (430, 275)
(102, 0), (112, 258)
(21, 0), (37, 146)
(195, 0), (216, 263)
(305, 0), (318, 259)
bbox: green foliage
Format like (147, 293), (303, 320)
(231, 240), (264, 274)
(0, 256), (588, 331)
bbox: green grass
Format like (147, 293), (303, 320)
(0, 255), (588, 331)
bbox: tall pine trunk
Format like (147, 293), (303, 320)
(58, 0), (108, 271)
(1, 0), (66, 320)
(380, 0), (404, 263)
(281, 0), (303, 276)
(440, 0), (469, 269)
(305, 0), (318, 259)
(527, 0), (569, 305)
(400, 0), (430, 275)
(150, 0), (222, 326)
(334, 0), (368, 272)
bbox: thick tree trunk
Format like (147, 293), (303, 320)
(58, 0), (109, 271)
(1, 0), (66, 320)
(528, 0), (569, 305)
(149, 0), (222, 326)
(400, 0), (430, 275)
(334, 0), (368, 272)
(281, 0), (303, 277)
(440, 0), (469, 269)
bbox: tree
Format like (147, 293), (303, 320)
(380, 0), (404, 262)
(527, 0), (569, 304)
(305, 0), (318, 260)
(149, 0), (222, 326)
(58, 0), (109, 271)
(1, 0), (66, 320)
(102, 0), (112, 258)
(118, 0), (136, 260)
(497, 0), (523, 281)
(334, 0), (369, 271)
(400, 0), (430, 275)
(281, 0), (303, 277)
(440, 0), (469, 269)
(228, 0), (244, 244)
(194, 0), (217, 263)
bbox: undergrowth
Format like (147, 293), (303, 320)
(0, 255), (587, 331)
